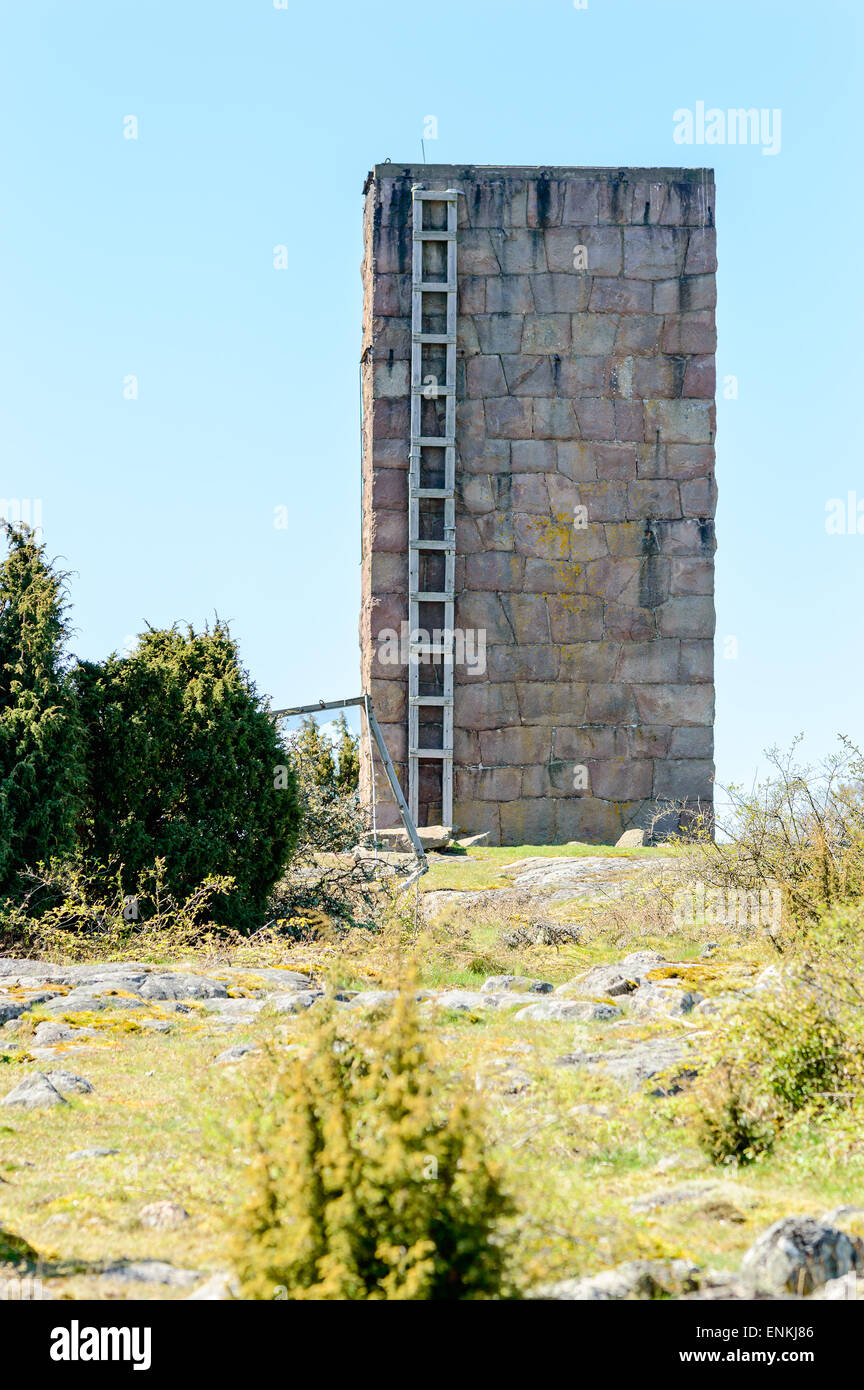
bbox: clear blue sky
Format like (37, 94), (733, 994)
(1, 0), (861, 791)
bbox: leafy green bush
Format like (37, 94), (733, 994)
(690, 1062), (778, 1166)
(0, 854), (237, 957)
(679, 737), (864, 937)
(74, 623), (301, 932)
(233, 991), (515, 1300)
(689, 937), (864, 1165)
(0, 524), (83, 896)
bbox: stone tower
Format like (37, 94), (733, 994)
(360, 164), (716, 845)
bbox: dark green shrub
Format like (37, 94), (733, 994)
(0, 524), (83, 896)
(74, 622), (300, 932)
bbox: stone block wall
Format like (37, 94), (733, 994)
(360, 164), (716, 844)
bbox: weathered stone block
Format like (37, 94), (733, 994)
(679, 641), (714, 682)
(501, 355), (555, 396)
(465, 551), (525, 590)
(589, 278), (652, 314)
(670, 557), (714, 595)
(615, 640), (680, 683)
(521, 314), (572, 353)
(510, 439), (557, 472)
(574, 398), (616, 440)
(557, 641), (620, 682)
(510, 473), (551, 514)
(653, 759), (714, 801)
(623, 226), (688, 280)
(682, 356), (715, 398)
(547, 594), (605, 642)
(615, 315), (663, 354)
(627, 479), (681, 519)
(644, 399), (713, 444)
(684, 228), (717, 275)
(545, 227), (622, 276)
(459, 229), (501, 275)
(485, 397), (533, 438)
(554, 726), (628, 760)
(373, 360), (409, 398)
(466, 355), (508, 397)
(455, 592), (516, 645)
(680, 477), (718, 516)
(585, 683), (638, 724)
(529, 273), (591, 313)
(486, 644), (560, 681)
(498, 229), (547, 273)
(561, 180), (600, 226)
(556, 441), (597, 481)
(456, 766), (523, 801)
(533, 398), (578, 439)
(454, 682), (520, 731)
(661, 311), (717, 355)
(475, 314), (525, 355)
(591, 759), (653, 800)
(485, 275), (534, 313)
(500, 798), (557, 844)
(571, 312), (618, 355)
(669, 726), (713, 758)
(479, 726), (552, 766)
(515, 681), (589, 725)
(633, 683), (714, 726)
(657, 596), (715, 639)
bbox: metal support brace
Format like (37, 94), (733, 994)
(271, 694), (428, 883)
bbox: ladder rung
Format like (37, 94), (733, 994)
(418, 281), (456, 293)
(410, 696), (449, 706)
(412, 190), (460, 201)
(413, 436), (455, 449)
(409, 539), (455, 551)
(414, 230), (457, 241)
(412, 332), (456, 344)
(410, 748), (453, 760)
(411, 384), (455, 396)
(411, 591), (452, 602)
(413, 488), (453, 498)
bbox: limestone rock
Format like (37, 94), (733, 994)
(138, 974), (229, 1001)
(628, 982), (703, 1017)
(374, 824), (452, 852)
(616, 828), (649, 847)
(480, 975), (553, 994)
(555, 964), (639, 998)
(536, 1258), (700, 1301)
(2, 1070), (93, 1110)
(100, 1260), (203, 1288)
(554, 1036), (696, 1093)
(741, 1217), (864, 1296)
(515, 999), (621, 1023)
(139, 1201), (189, 1231)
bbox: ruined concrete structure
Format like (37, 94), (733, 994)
(360, 164), (716, 845)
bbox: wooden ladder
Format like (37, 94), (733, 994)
(408, 185), (459, 827)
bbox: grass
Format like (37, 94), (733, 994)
(421, 841), (671, 892)
(1, 841), (862, 1300)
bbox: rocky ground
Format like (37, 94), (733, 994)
(1, 845), (863, 1300)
